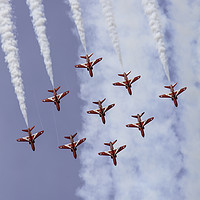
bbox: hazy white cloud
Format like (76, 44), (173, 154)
(74, 0), (190, 199)
(0, 0), (29, 127)
(168, 0), (200, 199)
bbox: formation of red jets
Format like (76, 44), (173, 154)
(16, 52), (187, 166)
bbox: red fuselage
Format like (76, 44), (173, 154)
(85, 56), (93, 77)
(169, 86), (178, 107)
(123, 73), (132, 95)
(27, 129), (35, 151)
(69, 136), (77, 159)
(52, 90), (60, 111)
(109, 143), (117, 166)
(137, 115), (145, 137)
(98, 102), (106, 124)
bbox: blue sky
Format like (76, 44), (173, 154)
(0, 1), (83, 199)
(0, 0), (200, 200)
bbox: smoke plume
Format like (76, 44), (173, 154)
(142, 0), (171, 82)
(66, 0), (87, 53)
(26, 0), (54, 87)
(0, 0), (29, 127)
(99, 0), (123, 69)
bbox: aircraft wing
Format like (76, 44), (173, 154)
(126, 123), (139, 128)
(143, 117), (154, 126)
(98, 151), (111, 156)
(91, 58), (102, 66)
(87, 109), (100, 115)
(159, 94), (172, 98)
(32, 130), (44, 140)
(104, 104), (115, 113)
(113, 82), (126, 86)
(57, 91), (69, 101)
(175, 87), (187, 96)
(75, 64), (87, 68)
(42, 96), (55, 102)
(59, 143), (73, 150)
(74, 138), (86, 148)
(130, 75), (141, 84)
(115, 145), (126, 154)
(16, 136), (29, 142)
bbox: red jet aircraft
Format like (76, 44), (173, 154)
(126, 112), (154, 137)
(113, 71), (141, 95)
(58, 133), (86, 159)
(159, 83), (187, 107)
(87, 98), (115, 124)
(42, 86), (69, 111)
(75, 53), (102, 77)
(98, 140), (126, 166)
(16, 126), (44, 151)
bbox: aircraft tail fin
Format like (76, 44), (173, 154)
(80, 53), (93, 59)
(139, 112), (145, 117)
(126, 71), (131, 76)
(72, 133), (77, 139)
(112, 139), (117, 145)
(132, 112), (144, 118)
(22, 125), (35, 132)
(118, 71), (131, 77)
(104, 140), (117, 146)
(22, 129), (28, 132)
(30, 126), (35, 131)
(88, 53), (93, 58)
(55, 86), (61, 92)
(64, 133), (77, 140)
(48, 86), (60, 93)
(118, 73), (125, 77)
(100, 98), (106, 104)
(164, 83), (177, 89)
(93, 98), (106, 105)
(172, 82), (178, 88)
(131, 115), (138, 118)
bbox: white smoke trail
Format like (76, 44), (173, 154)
(26, 0), (54, 87)
(142, 0), (170, 82)
(168, 0), (200, 199)
(0, 0), (29, 127)
(66, 0), (87, 53)
(99, 0), (123, 69)
(76, 1), (184, 199)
